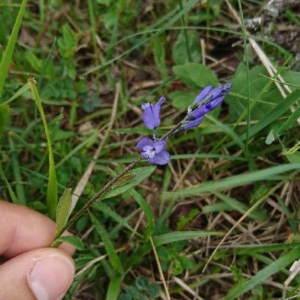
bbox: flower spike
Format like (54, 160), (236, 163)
(182, 83), (233, 130)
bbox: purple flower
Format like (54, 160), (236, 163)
(182, 83), (233, 129)
(136, 137), (170, 165)
(141, 96), (165, 130)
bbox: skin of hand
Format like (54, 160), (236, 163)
(0, 200), (75, 300)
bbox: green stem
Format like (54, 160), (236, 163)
(52, 121), (184, 246)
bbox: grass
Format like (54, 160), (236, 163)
(1, 0), (300, 299)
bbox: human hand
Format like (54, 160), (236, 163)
(0, 201), (75, 300)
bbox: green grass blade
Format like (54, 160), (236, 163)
(37, 37), (57, 90)
(106, 275), (122, 300)
(206, 114), (245, 150)
(0, 0), (28, 100)
(1, 82), (30, 106)
(0, 103), (11, 142)
(84, 0), (199, 75)
(89, 211), (123, 273)
(248, 89), (300, 140)
(28, 78), (57, 219)
(0, 161), (19, 204)
(130, 189), (155, 241)
(163, 164), (300, 200)
(153, 230), (223, 246)
(225, 248), (300, 299)
(93, 201), (135, 233)
(211, 191), (268, 221)
(8, 135), (26, 205)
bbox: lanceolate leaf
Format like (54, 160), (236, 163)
(52, 235), (84, 250)
(55, 188), (72, 235)
(102, 166), (156, 199)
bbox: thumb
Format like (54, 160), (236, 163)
(0, 248), (75, 300)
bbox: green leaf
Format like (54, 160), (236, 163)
(225, 248), (300, 299)
(4, 82), (31, 105)
(0, 0), (28, 99)
(0, 162), (19, 204)
(153, 37), (167, 79)
(28, 79), (57, 219)
(211, 191), (268, 221)
(0, 104), (11, 141)
(247, 89), (300, 140)
(106, 275), (122, 300)
(277, 106), (300, 135)
(97, 0), (111, 4)
(176, 208), (199, 230)
(57, 24), (78, 58)
(225, 64), (290, 120)
(172, 63), (219, 90)
(153, 230), (223, 246)
(172, 30), (201, 65)
(93, 201), (135, 233)
(8, 135), (26, 205)
(102, 166), (156, 199)
(52, 235), (84, 250)
(130, 190), (155, 241)
(55, 188), (72, 235)
(163, 164), (300, 200)
(282, 141), (300, 163)
(111, 173), (135, 189)
(168, 90), (196, 109)
(89, 212), (123, 273)
(285, 152), (300, 163)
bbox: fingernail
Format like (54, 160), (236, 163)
(27, 254), (74, 300)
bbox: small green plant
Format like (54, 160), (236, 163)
(119, 276), (161, 300)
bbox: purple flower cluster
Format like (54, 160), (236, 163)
(182, 83), (233, 129)
(136, 83), (232, 165)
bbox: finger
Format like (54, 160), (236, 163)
(0, 248), (75, 300)
(0, 201), (74, 257)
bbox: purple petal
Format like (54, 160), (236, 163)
(142, 105), (160, 130)
(141, 96), (165, 130)
(183, 117), (203, 129)
(156, 96), (166, 106)
(206, 96), (225, 110)
(153, 140), (166, 153)
(190, 106), (208, 119)
(191, 96), (224, 119)
(194, 86), (214, 104)
(149, 150), (170, 165)
(136, 137), (154, 150)
(209, 86), (223, 100)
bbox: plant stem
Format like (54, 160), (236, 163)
(53, 156), (142, 242)
(52, 120), (184, 245)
